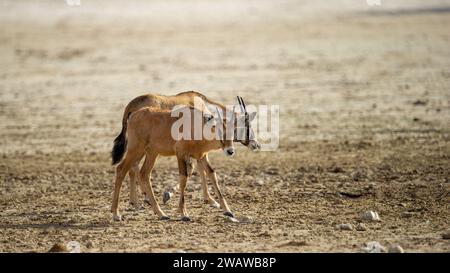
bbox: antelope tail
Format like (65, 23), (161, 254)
(111, 112), (131, 165)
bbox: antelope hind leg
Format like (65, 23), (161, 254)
(139, 152), (170, 220)
(128, 162), (143, 210)
(197, 158), (220, 208)
(111, 149), (144, 221)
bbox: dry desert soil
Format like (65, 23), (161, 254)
(0, 0), (449, 252)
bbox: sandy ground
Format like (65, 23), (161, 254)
(0, 0), (449, 252)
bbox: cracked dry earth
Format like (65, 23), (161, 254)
(0, 0), (449, 252)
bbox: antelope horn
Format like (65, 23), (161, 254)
(239, 96), (247, 112)
(237, 96), (245, 113)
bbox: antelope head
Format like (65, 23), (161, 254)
(206, 106), (235, 157)
(235, 96), (260, 151)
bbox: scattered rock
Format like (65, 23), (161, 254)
(238, 215), (253, 223)
(388, 245), (404, 253)
(66, 241), (81, 253)
(339, 191), (365, 199)
(362, 241), (387, 253)
(336, 223), (353, 231)
(351, 170), (366, 181)
(265, 168), (279, 175)
(442, 231), (450, 240)
(86, 241), (94, 249)
(256, 179), (264, 186)
(257, 231), (271, 237)
(355, 223), (367, 231)
(401, 212), (415, 218)
(277, 240), (308, 247)
(360, 211), (381, 221)
(412, 99), (427, 106)
(81, 234), (91, 241)
(329, 165), (345, 173)
(48, 243), (68, 253)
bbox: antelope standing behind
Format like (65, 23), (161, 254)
(111, 105), (235, 221)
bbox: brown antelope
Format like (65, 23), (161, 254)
(111, 91), (259, 210)
(111, 105), (235, 221)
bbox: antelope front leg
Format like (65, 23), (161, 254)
(197, 159), (220, 208)
(200, 156), (234, 218)
(177, 156), (191, 221)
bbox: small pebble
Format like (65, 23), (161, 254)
(48, 243), (68, 253)
(442, 231), (450, 240)
(66, 241), (81, 253)
(257, 231), (271, 237)
(360, 211), (381, 221)
(256, 179), (264, 186)
(401, 212), (415, 218)
(362, 241), (387, 253)
(86, 241), (94, 249)
(238, 215), (253, 223)
(388, 245), (404, 253)
(336, 223), (353, 231)
(355, 223), (367, 231)
(277, 240), (308, 247)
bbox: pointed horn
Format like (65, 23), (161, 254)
(237, 96), (244, 112)
(239, 96), (247, 112)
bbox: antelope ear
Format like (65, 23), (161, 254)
(248, 111), (257, 121)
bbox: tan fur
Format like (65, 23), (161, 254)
(111, 106), (234, 221)
(121, 91), (225, 130)
(120, 91), (230, 209)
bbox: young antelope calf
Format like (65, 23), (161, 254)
(111, 106), (235, 221)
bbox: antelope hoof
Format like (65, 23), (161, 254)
(112, 214), (124, 222)
(163, 191), (173, 204)
(181, 216), (191, 222)
(223, 211), (234, 218)
(159, 215), (170, 221)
